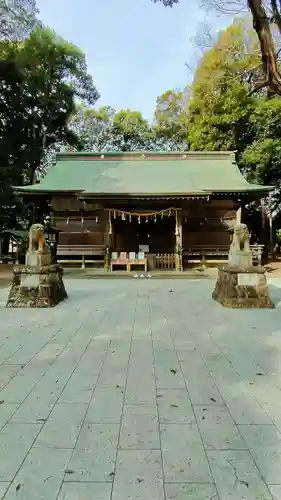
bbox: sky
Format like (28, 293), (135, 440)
(36, 0), (228, 121)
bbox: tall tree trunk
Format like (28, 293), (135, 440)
(248, 0), (281, 94)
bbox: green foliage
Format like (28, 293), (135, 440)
(68, 107), (152, 152)
(276, 229), (281, 242)
(68, 106), (185, 152)
(0, 25), (99, 229)
(68, 105), (115, 151)
(187, 16), (281, 200)
(188, 19), (259, 152)
(111, 110), (152, 151)
(153, 89), (189, 150)
(0, 0), (37, 40)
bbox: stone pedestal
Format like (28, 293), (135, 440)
(25, 250), (52, 267)
(6, 264), (67, 308)
(212, 265), (274, 309)
(228, 249), (252, 268)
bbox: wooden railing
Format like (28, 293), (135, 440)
(185, 245), (229, 257)
(184, 244), (265, 264)
(57, 244), (105, 268)
(152, 253), (176, 270)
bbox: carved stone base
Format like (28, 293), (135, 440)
(212, 265), (274, 309)
(6, 265), (67, 308)
(25, 250), (52, 267)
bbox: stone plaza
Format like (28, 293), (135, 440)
(1, 277), (281, 499)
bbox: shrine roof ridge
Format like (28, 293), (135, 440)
(57, 151), (237, 161)
(13, 150), (274, 197)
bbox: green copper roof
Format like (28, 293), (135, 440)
(14, 151), (273, 196)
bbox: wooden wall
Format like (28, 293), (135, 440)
(51, 196), (237, 250)
(52, 196), (109, 247)
(182, 199), (236, 248)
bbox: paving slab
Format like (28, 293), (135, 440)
(119, 404), (160, 450)
(269, 486), (281, 500)
(3, 447), (71, 500)
(112, 449), (164, 500)
(57, 482), (112, 500)
(0, 483), (10, 500)
(0, 423), (41, 481)
(164, 483), (219, 500)
(0, 277), (281, 498)
(207, 450), (273, 499)
(160, 422), (212, 483)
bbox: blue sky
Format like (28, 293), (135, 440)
(36, 0), (227, 120)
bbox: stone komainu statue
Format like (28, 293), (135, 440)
(228, 222), (252, 267)
(230, 223), (251, 252)
(28, 223), (46, 253)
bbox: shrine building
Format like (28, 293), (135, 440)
(14, 151), (272, 271)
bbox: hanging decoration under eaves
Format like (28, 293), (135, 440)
(108, 207), (178, 221)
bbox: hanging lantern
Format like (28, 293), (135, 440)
(113, 210), (116, 219)
(67, 218), (69, 225)
(121, 212), (126, 221)
(145, 216), (148, 223)
(129, 214), (132, 223)
(154, 214), (157, 222)
(96, 216), (99, 223)
(138, 216), (141, 224)
(108, 211), (112, 235)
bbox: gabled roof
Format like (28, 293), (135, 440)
(14, 151), (273, 197)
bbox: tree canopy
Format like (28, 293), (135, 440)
(153, 89), (189, 150)
(187, 17), (281, 211)
(153, 0), (281, 96)
(0, 0), (37, 39)
(0, 24), (99, 228)
(68, 105), (189, 153)
(3, 3), (281, 233)
(187, 19), (257, 151)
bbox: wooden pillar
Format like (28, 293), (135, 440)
(105, 210), (112, 271)
(268, 212), (273, 258)
(81, 254), (85, 270)
(175, 209), (183, 272)
(260, 198), (267, 244)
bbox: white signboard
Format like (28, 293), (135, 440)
(20, 274), (40, 287)
(237, 273), (259, 286)
(139, 245), (149, 253)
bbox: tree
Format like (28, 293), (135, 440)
(187, 19), (257, 152)
(68, 107), (157, 152)
(0, 25), (99, 229)
(152, 0), (281, 96)
(241, 98), (281, 187)
(110, 109), (153, 151)
(0, 26), (99, 181)
(187, 16), (281, 228)
(0, 0), (37, 40)
(69, 105), (115, 151)
(153, 89), (189, 150)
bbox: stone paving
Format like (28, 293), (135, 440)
(1, 278), (281, 499)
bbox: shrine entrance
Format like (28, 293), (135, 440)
(113, 215), (175, 254)
(107, 207), (183, 272)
